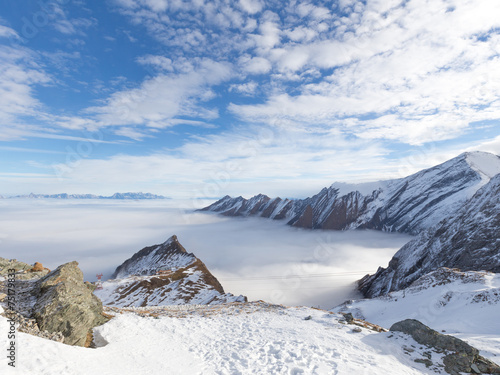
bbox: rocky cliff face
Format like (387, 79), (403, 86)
(202, 152), (500, 235)
(358, 172), (500, 298)
(97, 235), (246, 307)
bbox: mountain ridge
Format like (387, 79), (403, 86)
(202, 151), (500, 235)
(358, 172), (500, 298)
(97, 235), (246, 307)
(2, 192), (168, 199)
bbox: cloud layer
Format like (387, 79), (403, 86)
(0, 199), (411, 308)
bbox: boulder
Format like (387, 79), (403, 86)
(32, 261), (109, 346)
(390, 319), (500, 374)
(30, 262), (44, 272)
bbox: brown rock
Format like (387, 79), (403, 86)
(30, 262), (44, 272)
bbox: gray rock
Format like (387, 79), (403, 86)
(390, 319), (500, 374)
(32, 261), (109, 346)
(343, 312), (354, 324)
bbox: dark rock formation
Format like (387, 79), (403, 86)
(390, 319), (500, 374)
(359, 173), (500, 298)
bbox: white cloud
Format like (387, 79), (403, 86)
(0, 45), (52, 137)
(240, 55), (272, 74)
(238, 0), (263, 15)
(86, 59), (233, 129)
(53, 18), (96, 35)
(0, 24), (19, 39)
(136, 55), (174, 72)
(228, 0), (500, 144)
(229, 81), (258, 96)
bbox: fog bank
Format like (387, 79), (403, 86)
(0, 199), (412, 308)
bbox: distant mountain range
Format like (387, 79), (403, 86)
(1, 192), (169, 199)
(201, 151), (500, 235)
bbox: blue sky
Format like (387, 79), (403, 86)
(0, 0), (499, 199)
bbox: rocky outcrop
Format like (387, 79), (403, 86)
(0, 258), (50, 280)
(32, 261), (109, 346)
(390, 319), (500, 374)
(202, 152), (500, 235)
(97, 235), (247, 307)
(359, 173), (500, 298)
(0, 260), (109, 346)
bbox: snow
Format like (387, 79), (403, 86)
(0, 302), (461, 374)
(332, 269), (500, 364)
(465, 151), (500, 181)
(95, 272), (244, 307)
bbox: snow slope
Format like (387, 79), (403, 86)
(0, 302), (477, 375)
(333, 268), (500, 363)
(202, 152), (500, 235)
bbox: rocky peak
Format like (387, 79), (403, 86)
(111, 235), (194, 279)
(97, 236), (247, 307)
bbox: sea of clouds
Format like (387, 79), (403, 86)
(0, 199), (412, 309)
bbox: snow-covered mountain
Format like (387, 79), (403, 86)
(358, 172), (500, 298)
(333, 268), (500, 361)
(202, 151), (500, 235)
(96, 235), (246, 307)
(6, 192), (167, 199)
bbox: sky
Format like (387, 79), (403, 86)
(0, 0), (500, 199)
(0, 199), (411, 308)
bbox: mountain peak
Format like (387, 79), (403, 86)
(111, 235), (193, 279)
(162, 235), (185, 251)
(98, 236), (247, 307)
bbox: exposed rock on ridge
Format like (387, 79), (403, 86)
(390, 319), (500, 374)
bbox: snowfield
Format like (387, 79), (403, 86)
(333, 269), (500, 365)
(0, 301), (470, 375)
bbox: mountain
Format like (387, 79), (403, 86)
(202, 151), (500, 235)
(96, 235), (246, 307)
(358, 172), (500, 298)
(6, 192), (168, 199)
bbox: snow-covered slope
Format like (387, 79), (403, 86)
(2, 301), (493, 374)
(333, 268), (500, 362)
(202, 151), (500, 235)
(359, 172), (500, 298)
(96, 235), (246, 307)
